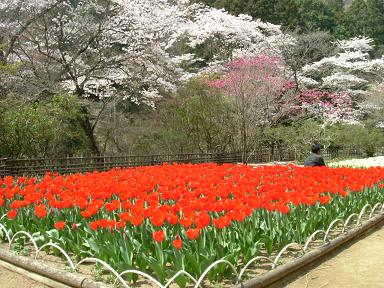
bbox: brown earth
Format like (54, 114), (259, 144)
(279, 227), (384, 288)
(0, 266), (50, 288)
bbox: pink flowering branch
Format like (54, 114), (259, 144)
(210, 55), (359, 125)
(296, 89), (357, 123)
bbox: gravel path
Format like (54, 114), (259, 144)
(0, 266), (50, 288)
(283, 227), (384, 288)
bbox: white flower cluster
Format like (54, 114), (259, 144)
(337, 37), (374, 52)
(1, 0), (287, 107)
(180, 7), (283, 54)
(322, 73), (368, 90)
(300, 37), (384, 96)
(330, 156), (384, 168)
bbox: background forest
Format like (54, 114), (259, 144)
(0, 0), (383, 159)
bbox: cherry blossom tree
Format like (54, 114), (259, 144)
(0, 0), (287, 154)
(299, 37), (384, 97)
(292, 36), (384, 126)
(1, 0), (287, 96)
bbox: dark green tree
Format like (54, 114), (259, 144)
(197, 0), (342, 33)
(295, 0), (337, 32)
(366, 0), (384, 45)
(134, 77), (237, 155)
(275, 0), (300, 30)
(339, 0), (369, 37)
(244, 0), (279, 23)
(324, 0), (344, 12)
(0, 94), (89, 157)
(336, 0), (384, 47)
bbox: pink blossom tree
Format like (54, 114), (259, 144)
(295, 89), (358, 124)
(210, 55), (361, 160)
(209, 55), (296, 161)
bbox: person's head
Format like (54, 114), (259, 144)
(311, 143), (321, 154)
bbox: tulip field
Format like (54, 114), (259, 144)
(1, 163), (384, 286)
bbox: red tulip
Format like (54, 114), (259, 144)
(7, 210), (17, 219)
(153, 230), (165, 243)
(172, 236), (183, 250)
(34, 204), (47, 219)
(186, 228), (200, 240)
(54, 221), (66, 231)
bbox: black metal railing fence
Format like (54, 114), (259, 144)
(0, 147), (382, 177)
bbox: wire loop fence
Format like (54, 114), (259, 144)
(0, 202), (380, 287)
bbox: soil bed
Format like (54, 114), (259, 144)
(0, 265), (50, 288)
(279, 226), (384, 288)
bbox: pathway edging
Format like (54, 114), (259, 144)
(0, 248), (110, 288)
(238, 213), (384, 288)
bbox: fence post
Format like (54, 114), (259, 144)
(0, 158), (6, 177)
(2, 158), (12, 177)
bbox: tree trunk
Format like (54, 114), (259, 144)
(0, 36), (5, 65)
(241, 117), (247, 163)
(79, 106), (100, 156)
(0, 35), (6, 98)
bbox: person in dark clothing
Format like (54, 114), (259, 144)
(304, 143), (326, 167)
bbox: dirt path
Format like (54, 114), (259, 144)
(282, 227), (384, 288)
(0, 266), (50, 288)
